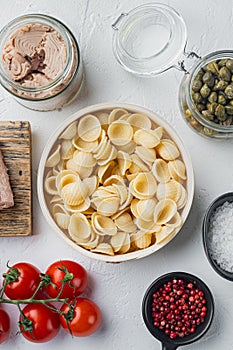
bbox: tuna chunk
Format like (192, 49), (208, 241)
(0, 150), (14, 210)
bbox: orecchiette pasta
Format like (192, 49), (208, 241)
(44, 108), (188, 256)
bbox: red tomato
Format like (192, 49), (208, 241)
(19, 303), (60, 343)
(45, 260), (87, 299)
(4, 262), (41, 300)
(60, 298), (102, 337)
(0, 309), (10, 344)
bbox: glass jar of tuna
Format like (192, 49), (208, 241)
(0, 14), (83, 111)
(112, 3), (233, 139)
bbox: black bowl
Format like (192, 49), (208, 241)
(202, 192), (233, 281)
(142, 272), (214, 350)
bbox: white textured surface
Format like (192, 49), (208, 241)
(0, 0), (233, 349)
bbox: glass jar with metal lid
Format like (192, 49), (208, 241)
(112, 3), (233, 139)
(0, 14), (83, 111)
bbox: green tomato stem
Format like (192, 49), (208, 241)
(0, 297), (67, 305)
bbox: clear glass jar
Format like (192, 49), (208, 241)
(179, 51), (233, 139)
(112, 3), (187, 77)
(112, 3), (233, 139)
(0, 14), (83, 111)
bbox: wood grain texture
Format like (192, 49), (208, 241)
(0, 121), (32, 236)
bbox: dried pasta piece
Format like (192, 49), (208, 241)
(92, 213), (117, 236)
(177, 185), (187, 210)
(117, 151), (131, 176)
(127, 113), (152, 130)
(129, 172), (157, 199)
(61, 180), (88, 206)
(110, 232), (128, 252)
(117, 140), (136, 154)
(66, 159), (93, 178)
(98, 161), (116, 184)
(54, 212), (70, 230)
(72, 137), (98, 152)
(73, 150), (96, 167)
(59, 122), (77, 140)
(168, 159), (186, 181)
(155, 226), (174, 244)
(136, 198), (157, 222)
(157, 180), (182, 202)
(115, 212), (137, 233)
(64, 198), (91, 213)
(108, 120), (133, 146)
(154, 199), (177, 225)
(134, 129), (161, 148)
(118, 233), (131, 254)
(156, 139), (180, 161)
(57, 172), (79, 192)
(104, 175), (126, 187)
(45, 173), (57, 195)
(135, 217), (161, 233)
(130, 198), (139, 218)
(135, 146), (156, 166)
(97, 197), (120, 216)
(46, 144), (61, 167)
(113, 184), (128, 205)
(78, 114), (101, 142)
(152, 159), (170, 183)
(91, 243), (114, 256)
(132, 232), (152, 249)
(61, 140), (75, 160)
(130, 154), (149, 172)
(80, 236), (99, 250)
(108, 108), (128, 124)
(167, 212), (182, 228)
(83, 176), (98, 196)
(68, 213), (91, 242)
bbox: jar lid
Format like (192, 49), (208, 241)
(112, 3), (187, 77)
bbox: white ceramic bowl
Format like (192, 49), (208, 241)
(38, 102), (194, 262)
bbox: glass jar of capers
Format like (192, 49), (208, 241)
(179, 51), (233, 139)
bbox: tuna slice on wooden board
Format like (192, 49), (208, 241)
(0, 150), (14, 210)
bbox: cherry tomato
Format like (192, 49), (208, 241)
(4, 262), (41, 300)
(19, 303), (60, 343)
(0, 309), (10, 344)
(60, 298), (102, 337)
(45, 260), (87, 299)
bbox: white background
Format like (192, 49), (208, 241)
(0, 0), (233, 349)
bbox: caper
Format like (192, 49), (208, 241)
(215, 80), (228, 91)
(203, 127), (215, 136)
(208, 102), (218, 114)
(192, 80), (202, 92)
(192, 92), (202, 103)
(206, 61), (219, 74)
(202, 71), (215, 87)
(195, 68), (205, 81)
(225, 85), (233, 99)
(208, 91), (217, 103)
(222, 116), (233, 126)
(196, 103), (205, 111)
(201, 110), (214, 120)
(219, 66), (231, 82)
(215, 104), (226, 120)
(218, 59), (228, 67)
(200, 84), (211, 98)
(218, 94), (226, 105)
(225, 105), (233, 115)
(226, 59), (233, 72)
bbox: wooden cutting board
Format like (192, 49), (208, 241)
(0, 121), (32, 236)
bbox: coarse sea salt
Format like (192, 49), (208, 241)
(208, 201), (233, 273)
